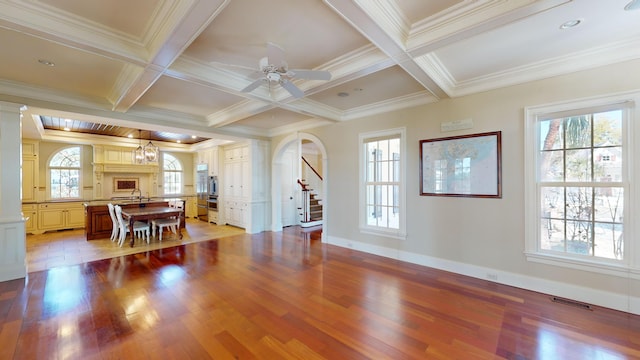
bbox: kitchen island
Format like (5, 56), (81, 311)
(83, 199), (185, 240)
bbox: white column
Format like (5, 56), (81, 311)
(0, 101), (26, 281)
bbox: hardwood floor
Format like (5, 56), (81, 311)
(2, 225), (639, 359)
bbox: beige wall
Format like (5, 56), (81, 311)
(276, 59), (640, 313)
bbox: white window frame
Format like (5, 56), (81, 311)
(48, 146), (82, 200)
(524, 91), (640, 279)
(162, 153), (183, 195)
(359, 127), (406, 240)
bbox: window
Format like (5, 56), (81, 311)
(49, 146), (81, 199)
(359, 128), (406, 239)
(163, 153), (182, 195)
(525, 93), (638, 276)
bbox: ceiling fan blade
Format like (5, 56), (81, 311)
(241, 78), (265, 93)
(280, 79), (304, 98)
(266, 42), (286, 69)
(289, 69), (331, 81)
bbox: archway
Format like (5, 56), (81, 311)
(271, 133), (328, 242)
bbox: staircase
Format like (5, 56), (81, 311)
(298, 179), (323, 228)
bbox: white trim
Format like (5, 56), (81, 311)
(524, 90), (640, 278)
(327, 235), (640, 315)
(358, 127), (407, 239)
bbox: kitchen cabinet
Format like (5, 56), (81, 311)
(220, 141), (268, 233)
(22, 204), (37, 234)
(223, 201), (245, 227)
(186, 197), (197, 218)
(208, 209), (218, 224)
(21, 140), (39, 203)
(196, 147), (219, 176)
(38, 202), (85, 232)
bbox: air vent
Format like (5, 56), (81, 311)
(551, 296), (593, 310)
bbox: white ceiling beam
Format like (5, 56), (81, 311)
(110, 0), (232, 112)
(323, 0), (447, 99)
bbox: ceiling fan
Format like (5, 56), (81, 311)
(241, 42), (331, 98)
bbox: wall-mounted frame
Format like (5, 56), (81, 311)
(113, 177), (139, 192)
(420, 131), (501, 198)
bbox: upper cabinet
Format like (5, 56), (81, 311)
(92, 145), (159, 173)
(196, 147), (219, 176)
(21, 140), (39, 203)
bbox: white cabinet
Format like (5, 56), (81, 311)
(38, 202), (85, 232)
(196, 147), (219, 176)
(220, 141), (268, 233)
(224, 201), (245, 227)
(208, 210), (218, 224)
(22, 204), (38, 234)
(21, 140), (39, 203)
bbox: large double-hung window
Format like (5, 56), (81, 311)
(359, 128), (406, 239)
(525, 93), (638, 275)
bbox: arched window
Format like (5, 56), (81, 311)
(49, 146), (81, 199)
(163, 153), (183, 194)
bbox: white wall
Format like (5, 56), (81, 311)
(280, 59), (640, 314)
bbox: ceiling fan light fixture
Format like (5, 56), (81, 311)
(625, 0), (640, 10)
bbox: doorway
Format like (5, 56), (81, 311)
(271, 133), (327, 241)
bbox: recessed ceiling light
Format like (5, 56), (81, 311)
(63, 127), (70, 131)
(37, 59), (55, 66)
(177, 140), (181, 143)
(560, 19), (581, 29)
(626, 0), (640, 10)
(127, 134), (133, 138)
(191, 135), (197, 139)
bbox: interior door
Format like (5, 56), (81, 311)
(281, 146), (298, 227)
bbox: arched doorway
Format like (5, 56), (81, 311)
(271, 133), (327, 242)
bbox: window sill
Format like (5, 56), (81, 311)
(360, 227), (406, 240)
(525, 251), (640, 280)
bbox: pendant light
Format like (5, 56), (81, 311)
(143, 130), (158, 163)
(133, 129), (145, 164)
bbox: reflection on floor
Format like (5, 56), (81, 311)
(26, 218), (246, 272)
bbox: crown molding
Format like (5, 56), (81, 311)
(341, 91), (436, 121)
(439, 37), (640, 97)
(407, 0), (569, 55)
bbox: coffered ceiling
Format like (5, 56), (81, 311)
(2, 0), (639, 145)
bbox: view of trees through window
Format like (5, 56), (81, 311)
(163, 153), (182, 195)
(538, 110), (624, 259)
(49, 146), (81, 199)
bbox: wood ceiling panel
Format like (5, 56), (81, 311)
(39, 116), (208, 145)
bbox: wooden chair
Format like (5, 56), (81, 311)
(107, 203), (119, 242)
(151, 200), (183, 241)
(114, 204), (150, 247)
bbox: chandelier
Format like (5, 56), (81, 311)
(132, 130), (158, 164)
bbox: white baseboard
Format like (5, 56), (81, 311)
(327, 235), (640, 315)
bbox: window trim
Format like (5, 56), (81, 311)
(47, 145), (82, 200)
(524, 91), (640, 279)
(359, 127), (406, 240)
(162, 153), (183, 195)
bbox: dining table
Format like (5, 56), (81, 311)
(120, 206), (183, 247)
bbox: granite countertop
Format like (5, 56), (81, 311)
(84, 195), (194, 207)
